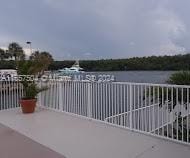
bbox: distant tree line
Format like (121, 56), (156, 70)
(1, 43), (190, 71)
(48, 54), (190, 71)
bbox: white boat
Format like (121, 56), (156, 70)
(57, 61), (84, 75)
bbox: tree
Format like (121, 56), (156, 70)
(30, 51), (53, 61)
(29, 51), (54, 75)
(0, 48), (5, 60)
(8, 42), (25, 61)
(0, 49), (11, 61)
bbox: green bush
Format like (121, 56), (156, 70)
(168, 71), (190, 85)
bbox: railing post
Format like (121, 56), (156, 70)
(37, 81), (42, 107)
(59, 81), (63, 111)
(129, 84), (133, 130)
(87, 82), (92, 118)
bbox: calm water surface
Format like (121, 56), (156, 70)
(88, 71), (176, 83)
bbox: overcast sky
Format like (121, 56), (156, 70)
(0, 0), (190, 60)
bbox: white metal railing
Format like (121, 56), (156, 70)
(0, 81), (23, 110)
(0, 80), (190, 145)
(38, 80), (190, 145)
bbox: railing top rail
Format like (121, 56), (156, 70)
(61, 80), (190, 88)
(1, 79), (190, 89)
(112, 82), (190, 88)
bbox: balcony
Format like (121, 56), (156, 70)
(0, 81), (190, 158)
(0, 107), (190, 158)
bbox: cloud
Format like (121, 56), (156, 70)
(159, 42), (186, 55)
(84, 52), (92, 56)
(0, 0), (189, 59)
(0, 47), (7, 51)
(149, 6), (186, 55)
(129, 42), (135, 46)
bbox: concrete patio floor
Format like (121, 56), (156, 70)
(0, 123), (65, 158)
(0, 107), (190, 158)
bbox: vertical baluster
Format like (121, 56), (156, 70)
(187, 88), (189, 143)
(166, 87), (169, 138)
(162, 87), (164, 137)
(182, 88), (184, 142)
(171, 87), (174, 139)
(157, 86), (160, 135)
(148, 86), (151, 132)
(137, 85), (140, 130)
(176, 88), (179, 140)
(153, 86), (155, 133)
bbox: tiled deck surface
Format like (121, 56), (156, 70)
(0, 107), (190, 158)
(0, 123), (65, 158)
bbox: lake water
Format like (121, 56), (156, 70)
(86, 71), (176, 83)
